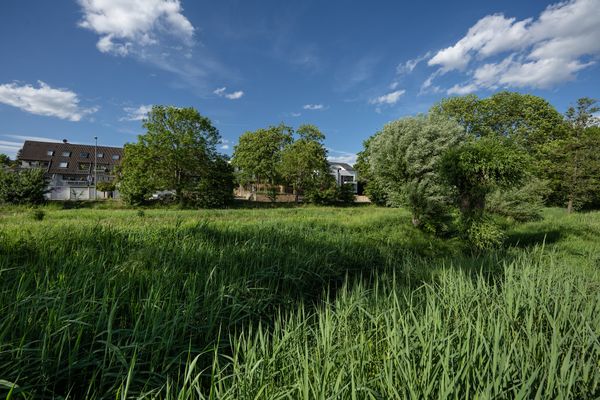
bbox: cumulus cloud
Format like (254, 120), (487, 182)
(0, 81), (97, 121)
(426, 0), (600, 93)
(303, 104), (325, 110)
(213, 87), (244, 100)
(121, 104), (153, 121)
(369, 90), (405, 105)
(77, 0), (194, 56)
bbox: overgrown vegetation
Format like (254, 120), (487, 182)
(0, 206), (599, 398)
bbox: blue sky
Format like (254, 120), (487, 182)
(1, 0), (599, 163)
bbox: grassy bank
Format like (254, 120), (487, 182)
(0, 207), (599, 398)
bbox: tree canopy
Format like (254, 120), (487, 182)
(118, 105), (233, 207)
(368, 114), (467, 230)
(231, 124), (293, 188)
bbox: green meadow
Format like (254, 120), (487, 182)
(1, 206), (599, 398)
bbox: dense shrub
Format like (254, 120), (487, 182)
(0, 168), (47, 205)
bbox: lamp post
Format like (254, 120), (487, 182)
(94, 136), (98, 200)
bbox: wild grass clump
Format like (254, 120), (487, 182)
(0, 206), (598, 398)
(29, 208), (45, 221)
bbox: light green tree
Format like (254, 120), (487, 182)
(368, 114), (467, 231)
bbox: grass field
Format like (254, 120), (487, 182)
(1, 206), (599, 398)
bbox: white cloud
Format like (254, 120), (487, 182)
(303, 104), (325, 110)
(291, 112), (302, 117)
(369, 90), (405, 105)
(0, 81), (97, 121)
(327, 148), (357, 165)
(426, 0), (600, 93)
(77, 0), (194, 56)
(4, 134), (62, 143)
(397, 52), (432, 74)
(213, 87), (244, 100)
(121, 104), (153, 121)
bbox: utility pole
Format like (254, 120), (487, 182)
(94, 136), (98, 200)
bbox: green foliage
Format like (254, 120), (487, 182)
(279, 124), (330, 202)
(355, 135), (388, 205)
(231, 124), (293, 187)
(183, 156), (235, 208)
(430, 91), (566, 152)
(0, 168), (47, 205)
(368, 114), (467, 230)
(487, 177), (549, 221)
(440, 136), (529, 219)
(337, 183), (356, 205)
(462, 217), (505, 251)
(0, 153), (11, 167)
(541, 98), (600, 211)
(96, 180), (116, 194)
(118, 105), (231, 206)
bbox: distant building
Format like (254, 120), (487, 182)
(18, 140), (123, 200)
(328, 161), (358, 193)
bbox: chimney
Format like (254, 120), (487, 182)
(62, 139), (68, 143)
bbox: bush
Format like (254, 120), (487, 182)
(463, 217), (505, 251)
(337, 183), (356, 205)
(0, 168), (48, 205)
(486, 178), (550, 222)
(184, 157), (235, 208)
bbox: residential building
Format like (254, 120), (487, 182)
(328, 161), (358, 193)
(18, 140), (123, 200)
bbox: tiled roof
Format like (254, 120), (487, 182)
(20, 141), (124, 175)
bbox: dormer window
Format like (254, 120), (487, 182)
(58, 162), (68, 168)
(62, 151), (71, 157)
(47, 150), (54, 156)
(112, 154), (120, 160)
(97, 153), (104, 158)
(80, 152), (89, 158)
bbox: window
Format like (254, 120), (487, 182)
(95, 163), (109, 171)
(112, 154), (120, 160)
(47, 150), (54, 156)
(62, 151), (71, 157)
(97, 153), (104, 158)
(80, 152), (89, 158)
(58, 162), (68, 168)
(78, 163), (90, 171)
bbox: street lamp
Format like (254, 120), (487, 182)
(94, 136), (98, 200)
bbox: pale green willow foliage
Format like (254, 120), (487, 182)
(368, 114), (467, 232)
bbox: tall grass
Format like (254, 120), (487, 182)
(0, 206), (599, 398)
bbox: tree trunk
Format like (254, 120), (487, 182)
(567, 197), (574, 214)
(411, 215), (420, 227)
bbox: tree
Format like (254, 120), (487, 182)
(431, 91), (566, 154)
(96, 181), (116, 198)
(354, 135), (388, 205)
(0, 154), (11, 167)
(118, 105), (232, 207)
(231, 124), (293, 200)
(440, 136), (528, 220)
(0, 168), (48, 204)
(186, 155), (235, 208)
(368, 114), (467, 231)
(543, 98), (600, 212)
(279, 125), (330, 203)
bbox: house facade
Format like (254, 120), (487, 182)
(328, 161), (358, 193)
(19, 140), (124, 200)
